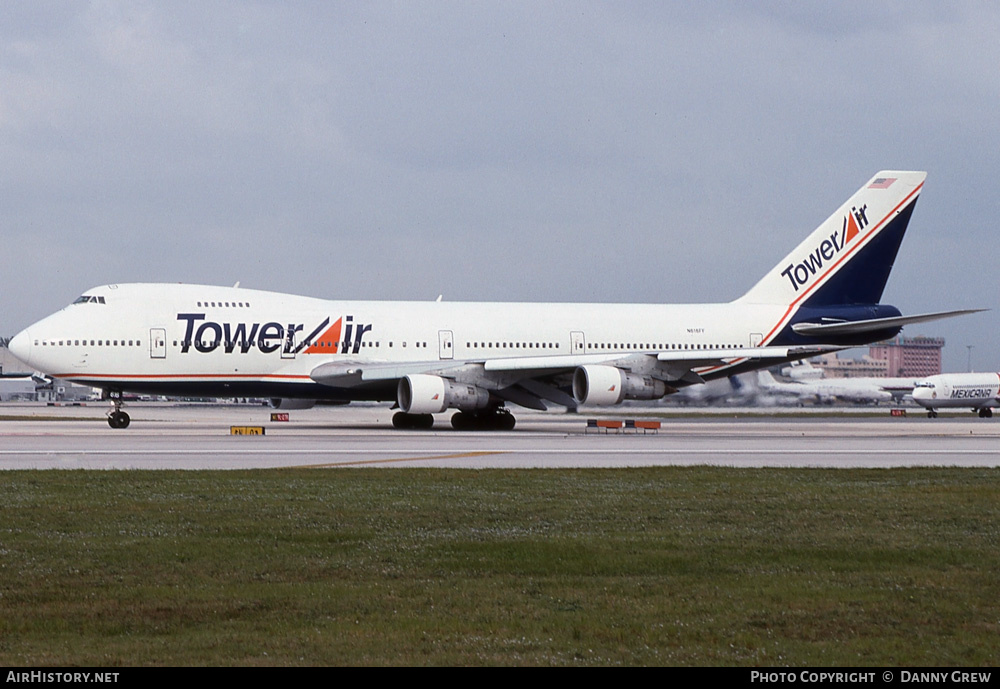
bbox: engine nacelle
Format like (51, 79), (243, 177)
(397, 374), (491, 414)
(269, 398), (318, 410)
(572, 365), (668, 406)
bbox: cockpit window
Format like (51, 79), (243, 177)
(72, 295), (106, 305)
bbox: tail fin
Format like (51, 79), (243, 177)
(736, 171), (926, 306)
(757, 370), (779, 388)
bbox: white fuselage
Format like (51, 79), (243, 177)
(912, 372), (1000, 411)
(9, 283), (790, 400)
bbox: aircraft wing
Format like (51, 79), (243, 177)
(309, 360), (469, 387)
(311, 345), (839, 383)
(309, 344), (844, 408)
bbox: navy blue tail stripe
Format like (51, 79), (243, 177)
(802, 198), (918, 307)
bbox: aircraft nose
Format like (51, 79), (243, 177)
(8, 329), (32, 366)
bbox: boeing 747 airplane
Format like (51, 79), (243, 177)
(8, 171), (978, 429)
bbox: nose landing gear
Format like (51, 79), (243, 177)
(106, 391), (131, 429)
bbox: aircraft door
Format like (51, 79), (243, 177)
(571, 331), (586, 354)
(749, 332), (762, 361)
(281, 328), (296, 359)
(150, 328), (166, 359)
(438, 330), (454, 360)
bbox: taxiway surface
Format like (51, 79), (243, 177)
(2, 403), (999, 469)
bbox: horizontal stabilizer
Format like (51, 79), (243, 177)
(790, 309), (986, 337)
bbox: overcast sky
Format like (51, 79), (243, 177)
(3, 2), (997, 372)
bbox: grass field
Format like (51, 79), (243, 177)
(1, 468), (998, 666)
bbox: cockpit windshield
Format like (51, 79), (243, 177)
(72, 295), (106, 305)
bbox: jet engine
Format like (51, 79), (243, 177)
(572, 365), (668, 406)
(269, 398), (318, 410)
(397, 374), (491, 414)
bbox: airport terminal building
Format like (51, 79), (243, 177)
(868, 336), (944, 378)
(811, 336), (945, 379)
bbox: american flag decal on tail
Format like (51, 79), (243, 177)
(868, 177), (896, 189)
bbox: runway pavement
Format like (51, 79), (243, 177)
(2, 402), (1000, 470)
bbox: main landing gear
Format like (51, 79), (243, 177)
(391, 408), (518, 431)
(392, 412), (435, 430)
(106, 391), (130, 429)
(927, 408), (994, 419)
(451, 408), (516, 431)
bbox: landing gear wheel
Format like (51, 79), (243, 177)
(392, 412), (434, 430)
(927, 410), (938, 419)
(450, 408), (516, 431)
(106, 390), (130, 429)
(108, 411), (131, 429)
(978, 408), (993, 418)
(497, 410), (516, 430)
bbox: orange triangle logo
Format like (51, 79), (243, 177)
(303, 317), (343, 354)
(844, 214), (860, 243)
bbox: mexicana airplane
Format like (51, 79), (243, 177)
(912, 372), (1000, 418)
(8, 171), (979, 430)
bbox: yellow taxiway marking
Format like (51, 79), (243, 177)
(287, 450), (506, 468)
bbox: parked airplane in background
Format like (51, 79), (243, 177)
(781, 360), (826, 381)
(665, 374), (752, 406)
(756, 370), (918, 405)
(8, 171), (980, 430)
(912, 372), (1000, 418)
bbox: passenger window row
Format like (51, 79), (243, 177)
(467, 342), (560, 350)
(586, 343), (739, 350)
(196, 301), (251, 308)
(35, 339), (140, 347)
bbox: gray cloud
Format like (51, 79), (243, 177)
(2, 1), (997, 371)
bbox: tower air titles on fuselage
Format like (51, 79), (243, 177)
(176, 313), (372, 355)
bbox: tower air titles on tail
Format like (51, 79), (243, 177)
(7, 170), (982, 430)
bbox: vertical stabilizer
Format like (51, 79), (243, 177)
(736, 171), (926, 307)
